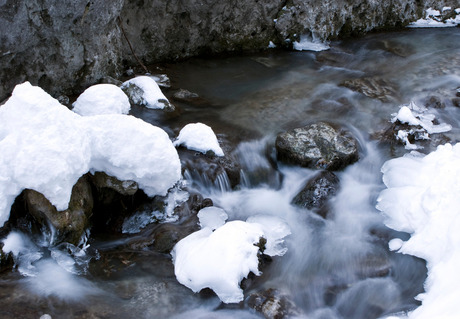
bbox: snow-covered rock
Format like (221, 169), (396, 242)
(0, 82), (181, 227)
(377, 143), (460, 318)
(72, 84), (131, 116)
(121, 76), (173, 110)
(409, 7), (460, 28)
(171, 209), (290, 304)
(390, 101), (451, 150)
(174, 123), (224, 157)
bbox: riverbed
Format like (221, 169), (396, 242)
(1, 27), (460, 319)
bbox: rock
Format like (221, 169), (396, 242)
(423, 95), (445, 109)
(90, 171), (138, 196)
(356, 251), (392, 279)
(292, 171), (340, 215)
(0, 0), (124, 101)
(0, 243), (14, 273)
(121, 77), (174, 111)
(452, 97), (460, 108)
(178, 147), (241, 190)
(340, 77), (399, 103)
(247, 288), (300, 319)
(375, 39), (416, 57)
(171, 89), (210, 107)
(375, 120), (451, 155)
(275, 122), (359, 171)
(123, 191), (211, 253)
(23, 174), (93, 245)
(99, 76), (123, 87)
(0, 0), (440, 100)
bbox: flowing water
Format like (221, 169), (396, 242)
(2, 28), (460, 319)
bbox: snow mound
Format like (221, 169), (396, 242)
(72, 84), (131, 116)
(121, 76), (172, 110)
(391, 101), (451, 150)
(377, 143), (460, 318)
(174, 123), (224, 156)
(0, 82), (181, 226)
(293, 34), (330, 52)
(409, 7), (460, 28)
(172, 212), (290, 303)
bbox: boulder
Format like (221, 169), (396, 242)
(292, 171), (340, 216)
(23, 175), (93, 245)
(275, 122), (359, 171)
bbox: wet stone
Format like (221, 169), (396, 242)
(340, 77), (399, 103)
(292, 170), (340, 216)
(275, 122), (359, 171)
(23, 174), (93, 246)
(452, 97), (460, 108)
(247, 288), (300, 319)
(423, 95), (445, 109)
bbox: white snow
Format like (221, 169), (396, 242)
(268, 41), (276, 49)
(121, 75), (171, 109)
(409, 7), (460, 28)
(0, 82), (181, 226)
(377, 143), (460, 318)
(197, 207), (228, 230)
(174, 122), (224, 156)
(72, 84), (131, 116)
(171, 210), (290, 303)
(293, 34), (330, 52)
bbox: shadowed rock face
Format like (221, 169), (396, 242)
(23, 175), (93, 245)
(0, 0), (457, 100)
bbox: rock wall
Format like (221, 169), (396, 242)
(0, 0), (124, 101)
(0, 0), (457, 101)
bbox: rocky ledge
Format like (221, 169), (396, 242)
(1, 0), (458, 101)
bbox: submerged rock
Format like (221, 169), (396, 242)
(292, 170), (340, 216)
(340, 77), (399, 103)
(23, 175), (93, 245)
(275, 122), (359, 171)
(247, 288), (300, 319)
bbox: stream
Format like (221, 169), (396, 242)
(1, 27), (460, 319)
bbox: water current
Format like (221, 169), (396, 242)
(2, 28), (460, 318)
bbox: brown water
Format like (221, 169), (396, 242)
(2, 28), (460, 319)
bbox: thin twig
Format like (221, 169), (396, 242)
(118, 16), (149, 74)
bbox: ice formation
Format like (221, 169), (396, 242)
(293, 34), (330, 52)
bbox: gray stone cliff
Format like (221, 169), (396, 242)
(0, 0), (458, 101)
